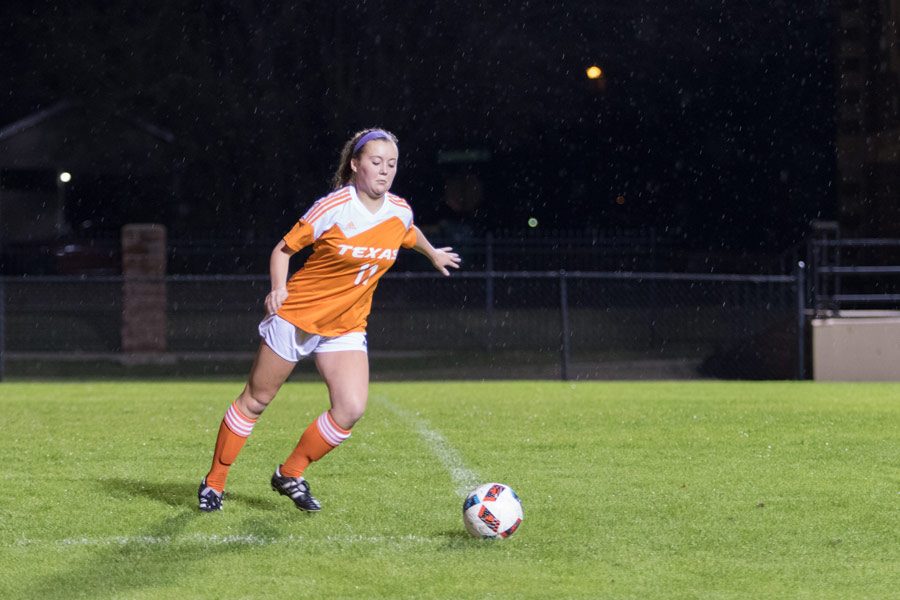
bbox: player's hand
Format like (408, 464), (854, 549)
(265, 287), (289, 315)
(430, 247), (461, 276)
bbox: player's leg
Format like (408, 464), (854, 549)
(315, 347), (370, 429)
(282, 348), (368, 474)
(273, 347), (368, 511)
(199, 342), (296, 510)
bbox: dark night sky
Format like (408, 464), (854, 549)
(0, 1), (835, 255)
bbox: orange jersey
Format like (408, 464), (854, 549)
(276, 185), (418, 336)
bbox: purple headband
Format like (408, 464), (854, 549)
(353, 130), (392, 154)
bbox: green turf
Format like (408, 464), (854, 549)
(0, 381), (897, 599)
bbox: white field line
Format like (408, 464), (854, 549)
(12, 533), (431, 549)
(374, 395), (480, 497)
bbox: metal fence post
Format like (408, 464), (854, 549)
(795, 261), (806, 380)
(0, 276), (5, 381)
(559, 270), (571, 381)
(485, 233), (495, 351)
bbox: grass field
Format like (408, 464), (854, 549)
(0, 381), (897, 599)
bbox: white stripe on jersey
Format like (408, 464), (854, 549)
(301, 186), (414, 241)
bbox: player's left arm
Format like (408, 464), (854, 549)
(409, 225), (461, 276)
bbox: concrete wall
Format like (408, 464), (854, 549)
(812, 316), (900, 381)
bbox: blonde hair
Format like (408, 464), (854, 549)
(331, 128), (399, 190)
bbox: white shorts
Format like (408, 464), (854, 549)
(258, 315), (367, 362)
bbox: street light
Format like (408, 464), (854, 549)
(56, 171), (71, 237)
(585, 65), (603, 80)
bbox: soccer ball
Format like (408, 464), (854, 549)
(462, 482), (523, 539)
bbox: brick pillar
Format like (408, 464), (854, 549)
(121, 224), (167, 353)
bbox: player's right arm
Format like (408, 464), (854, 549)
(265, 239), (297, 315)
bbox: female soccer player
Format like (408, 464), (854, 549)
(198, 128), (460, 512)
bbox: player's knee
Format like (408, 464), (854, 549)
(238, 386), (275, 418)
(332, 393), (367, 428)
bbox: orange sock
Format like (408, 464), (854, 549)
(280, 411), (351, 478)
(205, 401), (257, 492)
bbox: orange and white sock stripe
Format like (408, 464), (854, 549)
(317, 411), (351, 447)
(224, 402), (257, 438)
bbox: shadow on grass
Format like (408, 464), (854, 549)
(99, 477), (281, 512)
(25, 510), (243, 598)
(438, 528), (493, 549)
(26, 480), (291, 598)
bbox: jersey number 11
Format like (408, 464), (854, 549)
(354, 263), (379, 286)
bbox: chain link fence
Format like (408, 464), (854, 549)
(0, 269), (804, 380)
